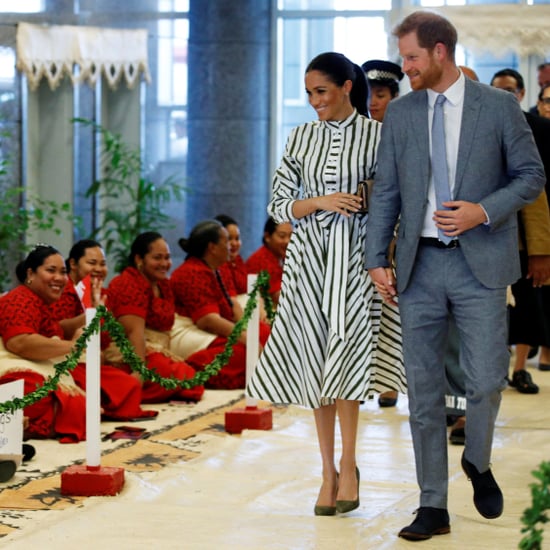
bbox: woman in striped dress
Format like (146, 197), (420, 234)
(247, 52), (405, 516)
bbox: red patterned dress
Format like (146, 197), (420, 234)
(0, 285), (86, 443)
(50, 279), (156, 420)
(107, 267), (204, 402)
(218, 255), (248, 295)
(245, 245), (284, 300)
(171, 257), (270, 389)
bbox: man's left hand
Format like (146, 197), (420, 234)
(433, 200), (487, 237)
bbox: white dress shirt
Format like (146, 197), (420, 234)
(421, 70), (465, 238)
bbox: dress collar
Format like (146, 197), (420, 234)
(316, 109), (359, 130)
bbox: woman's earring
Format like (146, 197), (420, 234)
(26, 279), (32, 285)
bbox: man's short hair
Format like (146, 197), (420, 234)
(490, 68), (525, 91)
(393, 11), (457, 62)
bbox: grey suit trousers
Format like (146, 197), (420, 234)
(445, 317), (466, 417)
(398, 244), (509, 509)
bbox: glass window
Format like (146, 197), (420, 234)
(416, 0), (465, 6)
(279, 0), (391, 9)
(153, 17), (188, 162)
(0, 48), (15, 85)
(158, 0), (189, 11)
(157, 18), (188, 107)
(414, 0), (520, 4)
(0, 43), (21, 255)
(0, 0), (43, 12)
(277, 14), (387, 162)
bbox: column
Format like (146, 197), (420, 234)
(187, 0), (272, 258)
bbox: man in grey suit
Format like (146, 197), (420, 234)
(365, 11), (545, 541)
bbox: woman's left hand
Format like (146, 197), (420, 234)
(91, 276), (106, 307)
(318, 192), (362, 217)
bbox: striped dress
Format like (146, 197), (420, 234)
(247, 110), (405, 408)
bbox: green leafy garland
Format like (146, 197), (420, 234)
(0, 271), (274, 414)
(520, 461), (550, 550)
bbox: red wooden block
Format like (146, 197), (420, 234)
(61, 465), (125, 496)
(224, 406), (273, 434)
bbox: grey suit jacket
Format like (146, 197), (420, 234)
(365, 78), (545, 293)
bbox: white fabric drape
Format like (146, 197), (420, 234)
(16, 22), (151, 91)
(399, 5), (550, 58)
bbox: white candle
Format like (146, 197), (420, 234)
(85, 308), (101, 468)
(245, 274), (259, 408)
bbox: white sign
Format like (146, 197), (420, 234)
(0, 379), (24, 462)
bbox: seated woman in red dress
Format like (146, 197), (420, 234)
(0, 245), (86, 443)
(106, 232), (204, 403)
(171, 220), (270, 389)
(245, 216), (293, 306)
(214, 214), (248, 295)
(50, 239), (156, 420)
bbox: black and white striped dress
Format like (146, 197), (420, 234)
(248, 110), (405, 408)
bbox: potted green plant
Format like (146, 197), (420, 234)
(73, 118), (187, 273)
(0, 154), (78, 292)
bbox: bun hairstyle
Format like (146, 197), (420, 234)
(306, 52), (368, 116)
(15, 244), (60, 283)
(178, 220), (223, 259)
(128, 231), (163, 268)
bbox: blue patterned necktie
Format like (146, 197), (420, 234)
(432, 94), (452, 244)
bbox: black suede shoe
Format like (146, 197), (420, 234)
(461, 453), (503, 519)
(398, 507), (450, 541)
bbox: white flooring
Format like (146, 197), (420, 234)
(2, 361), (550, 550)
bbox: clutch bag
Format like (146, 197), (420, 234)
(356, 179), (373, 214)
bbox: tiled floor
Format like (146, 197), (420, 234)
(2, 363), (549, 549)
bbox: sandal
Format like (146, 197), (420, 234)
(509, 370), (539, 394)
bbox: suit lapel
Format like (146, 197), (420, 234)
(455, 80), (482, 194)
(411, 91), (430, 195)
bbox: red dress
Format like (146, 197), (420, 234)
(245, 245), (284, 298)
(218, 255), (248, 295)
(0, 285), (86, 443)
(50, 279), (156, 420)
(171, 257), (270, 389)
(107, 267), (204, 403)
